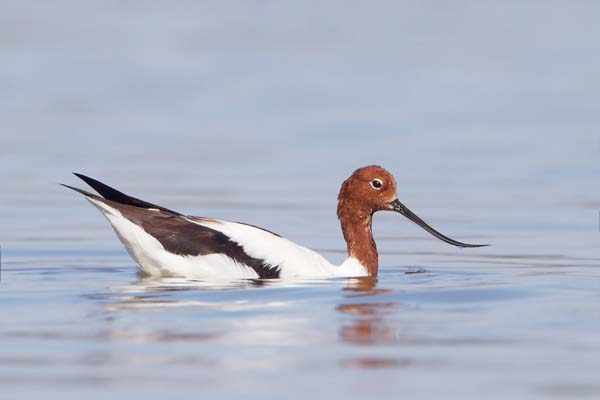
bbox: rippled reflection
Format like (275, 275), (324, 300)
(337, 277), (406, 368)
(100, 276), (298, 313)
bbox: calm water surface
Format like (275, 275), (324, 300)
(1, 2), (600, 399)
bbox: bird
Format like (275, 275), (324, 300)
(62, 165), (486, 280)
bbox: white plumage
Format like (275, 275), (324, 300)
(89, 197), (368, 279)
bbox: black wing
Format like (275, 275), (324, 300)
(73, 173), (179, 214)
(62, 180), (280, 279)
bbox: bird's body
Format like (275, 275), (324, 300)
(64, 166), (485, 280)
(87, 195), (366, 279)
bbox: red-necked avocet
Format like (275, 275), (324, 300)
(62, 165), (486, 279)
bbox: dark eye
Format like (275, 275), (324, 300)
(370, 179), (383, 190)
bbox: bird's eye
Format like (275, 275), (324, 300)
(370, 179), (383, 190)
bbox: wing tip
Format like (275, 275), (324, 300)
(60, 183), (99, 199)
(72, 172), (97, 186)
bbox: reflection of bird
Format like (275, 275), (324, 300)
(336, 277), (399, 347)
(337, 300), (400, 346)
(63, 165), (485, 279)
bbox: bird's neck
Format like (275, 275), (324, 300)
(337, 200), (378, 276)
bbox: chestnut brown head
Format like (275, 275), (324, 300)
(338, 165), (398, 214)
(338, 165), (487, 248)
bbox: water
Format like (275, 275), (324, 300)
(1, 1), (600, 399)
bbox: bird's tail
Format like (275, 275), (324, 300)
(62, 173), (179, 214)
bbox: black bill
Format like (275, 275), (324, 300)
(389, 199), (488, 248)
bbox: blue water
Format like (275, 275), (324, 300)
(1, 2), (600, 399)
